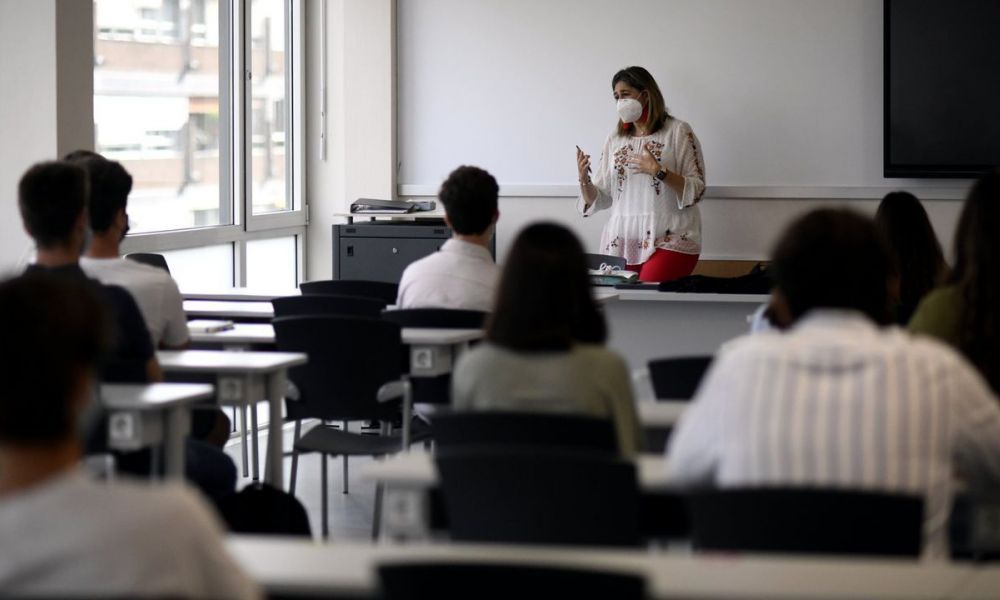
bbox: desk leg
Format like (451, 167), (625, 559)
(401, 377), (412, 452)
(250, 402), (260, 481)
(163, 406), (190, 481)
(264, 370), (286, 488)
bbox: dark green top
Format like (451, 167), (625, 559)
(908, 285), (963, 347)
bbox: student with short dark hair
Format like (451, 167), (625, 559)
(396, 165), (500, 311)
(875, 191), (949, 324)
(667, 208), (1000, 558)
(0, 275), (259, 598)
(452, 223), (640, 456)
(910, 171), (1000, 394)
(67, 152), (191, 350)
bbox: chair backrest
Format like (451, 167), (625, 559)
(273, 315), (402, 421)
(125, 252), (170, 273)
(585, 252), (627, 271)
(271, 294), (384, 319)
(431, 411), (618, 455)
(381, 308), (487, 329)
(437, 447), (640, 547)
(647, 356), (713, 400)
(688, 487), (924, 557)
(378, 563), (645, 600)
(300, 279), (398, 304)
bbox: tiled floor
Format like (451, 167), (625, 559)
(224, 420), (380, 540)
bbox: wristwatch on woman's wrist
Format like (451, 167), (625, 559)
(655, 169), (667, 181)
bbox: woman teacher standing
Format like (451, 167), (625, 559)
(577, 66), (706, 282)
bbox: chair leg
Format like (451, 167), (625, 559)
(250, 404), (260, 481)
(321, 453), (329, 539)
(342, 420), (349, 495)
(239, 405), (249, 478)
(372, 482), (384, 541)
(289, 420), (302, 495)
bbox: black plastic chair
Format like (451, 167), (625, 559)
(273, 315), (407, 537)
(436, 447), (640, 547)
(432, 411), (618, 455)
(381, 308), (487, 329)
(688, 487), (924, 557)
(647, 356), (713, 400)
(585, 252), (627, 271)
(272, 294), (385, 318)
(300, 279), (398, 304)
(125, 252), (170, 273)
(378, 563), (645, 600)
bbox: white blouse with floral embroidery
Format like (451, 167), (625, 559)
(578, 118), (706, 265)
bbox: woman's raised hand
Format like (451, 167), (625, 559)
(627, 143), (662, 177)
(576, 146), (592, 184)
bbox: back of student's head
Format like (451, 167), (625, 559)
(771, 208), (893, 325)
(0, 274), (109, 445)
(875, 191), (948, 318)
(487, 222), (606, 351)
(951, 170), (1000, 391)
(64, 151), (133, 233)
(18, 161), (89, 249)
(438, 165), (498, 235)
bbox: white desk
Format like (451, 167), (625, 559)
(182, 288), (298, 302)
(227, 536), (977, 600)
(603, 290), (769, 370)
(638, 401), (688, 429)
(183, 300), (274, 320)
(100, 383), (214, 480)
(157, 350), (307, 487)
(190, 323), (278, 347)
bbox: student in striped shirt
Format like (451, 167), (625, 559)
(667, 208), (1000, 558)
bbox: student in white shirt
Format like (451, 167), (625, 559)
(667, 208), (1000, 558)
(66, 150), (190, 349)
(397, 165), (500, 311)
(0, 275), (258, 599)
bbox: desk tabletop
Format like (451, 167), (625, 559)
(157, 349), (307, 373)
(638, 401), (689, 428)
(401, 328), (483, 345)
(182, 288), (297, 302)
(227, 536), (976, 600)
(615, 290), (770, 304)
(183, 300), (275, 318)
(100, 383), (215, 409)
(188, 323), (483, 347)
(361, 450), (672, 491)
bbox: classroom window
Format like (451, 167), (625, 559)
(245, 235), (297, 289)
(100, 0), (307, 288)
(160, 244), (235, 290)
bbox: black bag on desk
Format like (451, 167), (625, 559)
(657, 263), (772, 294)
(217, 482), (312, 537)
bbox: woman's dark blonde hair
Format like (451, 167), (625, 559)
(613, 66), (671, 136)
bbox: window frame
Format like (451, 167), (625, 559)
(115, 0), (307, 288)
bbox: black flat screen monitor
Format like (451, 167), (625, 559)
(885, 0), (1000, 178)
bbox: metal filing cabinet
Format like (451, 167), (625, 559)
(333, 221), (495, 283)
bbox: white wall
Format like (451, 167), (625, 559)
(0, 0), (93, 274)
(386, 0), (967, 263)
(305, 0), (395, 281)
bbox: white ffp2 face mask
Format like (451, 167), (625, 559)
(616, 98), (643, 123)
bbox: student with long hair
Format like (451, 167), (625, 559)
(875, 191), (949, 324)
(451, 223), (640, 455)
(910, 171), (1000, 393)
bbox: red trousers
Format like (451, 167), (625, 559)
(626, 249), (699, 283)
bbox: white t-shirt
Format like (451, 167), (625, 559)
(396, 239), (498, 312)
(0, 469), (259, 598)
(81, 257), (189, 348)
(578, 118), (706, 264)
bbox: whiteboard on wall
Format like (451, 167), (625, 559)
(397, 0), (964, 196)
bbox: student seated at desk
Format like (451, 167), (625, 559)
(667, 208), (1000, 558)
(67, 151), (190, 350)
(397, 165), (500, 311)
(0, 275), (259, 599)
(452, 223), (640, 456)
(16, 161), (236, 500)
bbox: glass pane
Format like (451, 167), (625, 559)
(250, 0), (289, 215)
(94, 0), (227, 234)
(160, 244), (234, 290)
(245, 236), (297, 289)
